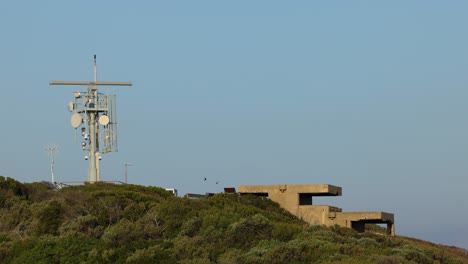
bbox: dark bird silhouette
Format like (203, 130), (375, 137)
(204, 177), (207, 181)
(216, 181), (218, 184)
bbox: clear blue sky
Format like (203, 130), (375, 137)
(1, 1), (467, 249)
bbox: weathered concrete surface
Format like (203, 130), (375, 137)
(238, 184), (395, 236)
(238, 184), (342, 196)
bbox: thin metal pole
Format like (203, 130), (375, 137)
(94, 54), (97, 82)
(50, 81), (132, 86)
(125, 163), (133, 184)
(46, 146), (58, 183)
(88, 109), (97, 182)
(94, 55), (100, 182)
(51, 153), (55, 183)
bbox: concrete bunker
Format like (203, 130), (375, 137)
(238, 184), (395, 236)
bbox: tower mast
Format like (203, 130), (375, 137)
(49, 55), (132, 183)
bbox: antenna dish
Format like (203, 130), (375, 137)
(70, 113), (82, 128)
(99, 115), (110, 125)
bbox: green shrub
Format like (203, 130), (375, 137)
(224, 214), (273, 249)
(272, 222), (302, 241)
(179, 217), (202, 237)
(126, 245), (177, 264)
(0, 178), (466, 263)
(59, 214), (100, 237)
(31, 200), (63, 236)
(102, 219), (143, 247)
(0, 242), (12, 263)
(371, 254), (405, 264)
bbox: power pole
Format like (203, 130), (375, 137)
(50, 55), (132, 183)
(45, 145), (58, 183)
(125, 163), (133, 184)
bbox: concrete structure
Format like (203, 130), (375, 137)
(238, 184), (395, 236)
(165, 188), (178, 197)
(183, 193), (216, 199)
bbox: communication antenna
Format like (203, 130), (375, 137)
(49, 55), (132, 183)
(45, 145), (58, 184)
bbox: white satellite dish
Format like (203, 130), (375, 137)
(70, 113), (82, 128)
(98, 115), (110, 126)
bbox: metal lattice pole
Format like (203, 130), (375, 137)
(45, 146), (58, 183)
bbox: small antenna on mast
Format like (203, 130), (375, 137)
(94, 54), (97, 82)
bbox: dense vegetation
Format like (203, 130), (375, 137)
(0, 176), (467, 263)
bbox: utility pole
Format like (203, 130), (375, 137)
(125, 163), (133, 184)
(50, 55), (132, 183)
(45, 145), (58, 183)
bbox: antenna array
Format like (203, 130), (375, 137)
(49, 55), (132, 183)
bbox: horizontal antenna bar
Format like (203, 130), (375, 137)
(49, 81), (132, 86)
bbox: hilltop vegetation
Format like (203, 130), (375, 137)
(0, 176), (467, 263)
